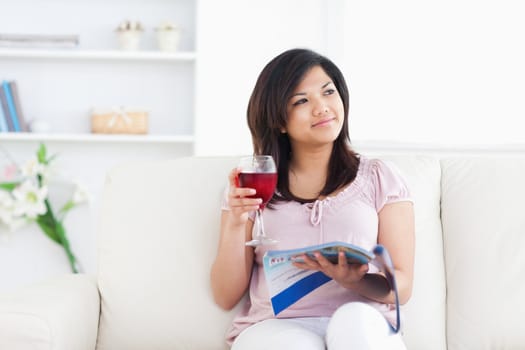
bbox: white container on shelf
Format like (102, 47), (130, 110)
(116, 30), (143, 50)
(156, 29), (181, 52)
(29, 119), (51, 133)
(155, 21), (181, 52)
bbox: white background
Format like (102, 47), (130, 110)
(1, 0), (525, 291)
(196, 0), (525, 156)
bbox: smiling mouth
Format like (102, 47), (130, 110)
(312, 118), (336, 127)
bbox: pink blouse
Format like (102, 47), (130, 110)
(222, 156), (413, 344)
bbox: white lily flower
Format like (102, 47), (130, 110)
(1, 216), (28, 233)
(12, 180), (48, 219)
(2, 144), (85, 273)
(0, 190), (15, 225)
(21, 158), (46, 178)
(72, 182), (91, 205)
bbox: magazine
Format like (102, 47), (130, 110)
(262, 241), (401, 333)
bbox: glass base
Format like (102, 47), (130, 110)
(245, 237), (278, 246)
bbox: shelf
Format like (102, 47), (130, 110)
(0, 132), (194, 144)
(0, 48), (196, 62)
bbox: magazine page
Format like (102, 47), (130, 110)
(263, 242), (400, 333)
(262, 241), (374, 315)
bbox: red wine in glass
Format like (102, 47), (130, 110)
(238, 172), (277, 209)
(238, 155), (278, 246)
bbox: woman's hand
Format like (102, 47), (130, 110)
(226, 167), (262, 226)
(211, 168), (259, 310)
(292, 251), (369, 288)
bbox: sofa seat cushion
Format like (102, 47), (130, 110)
(0, 274), (99, 350)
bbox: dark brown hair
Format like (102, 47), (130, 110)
(247, 48), (359, 204)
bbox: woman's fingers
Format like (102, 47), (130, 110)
(228, 167), (261, 211)
(292, 254), (318, 269)
(228, 167), (241, 188)
(292, 251), (369, 285)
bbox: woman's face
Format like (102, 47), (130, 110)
(284, 66), (344, 149)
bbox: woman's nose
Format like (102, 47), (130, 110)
(313, 101), (329, 116)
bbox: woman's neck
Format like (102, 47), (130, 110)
(288, 143), (333, 200)
(289, 143), (333, 173)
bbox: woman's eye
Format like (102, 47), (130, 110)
(324, 89), (335, 96)
(292, 98), (308, 106)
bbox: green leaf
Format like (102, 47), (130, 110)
(37, 143), (47, 164)
(35, 200), (60, 244)
(34, 145), (80, 273)
(60, 200), (75, 215)
(0, 182), (20, 191)
(30, 145), (80, 273)
(36, 216), (60, 244)
(47, 154), (58, 164)
(37, 143), (58, 164)
(54, 221), (79, 273)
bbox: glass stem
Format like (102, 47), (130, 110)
(256, 209), (266, 238)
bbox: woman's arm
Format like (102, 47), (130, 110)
(210, 169), (261, 310)
(376, 201), (415, 304)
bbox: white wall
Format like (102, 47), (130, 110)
(342, 0), (525, 145)
(195, 0), (525, 156)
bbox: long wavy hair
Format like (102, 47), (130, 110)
(247, 48), (360, 204)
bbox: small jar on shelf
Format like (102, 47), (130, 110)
(154, 21), (182, 52)
(115, 20), (144, 50)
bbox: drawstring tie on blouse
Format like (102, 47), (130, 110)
(309, 200), (323, 226)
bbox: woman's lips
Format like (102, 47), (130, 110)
(312, 117), (336, 127)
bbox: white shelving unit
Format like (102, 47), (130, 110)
(0, 48), (197, 140)
(0, 0), (197, 142)
(0, 132), (194, 144)
(0, 48), (197, 62)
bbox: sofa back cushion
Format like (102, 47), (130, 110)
(95, 155), (446, 349)
(96, 157), (239, 350)
(441, 157), (525, 349)
(379, 155), (446, 350)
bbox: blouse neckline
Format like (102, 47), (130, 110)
(304, 156), (370, 207)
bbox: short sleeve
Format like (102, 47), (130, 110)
(371, 159), (413, 212)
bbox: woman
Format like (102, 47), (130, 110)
(210, 48), (415, 349)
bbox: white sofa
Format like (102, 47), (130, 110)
(1, 154), (525, 349)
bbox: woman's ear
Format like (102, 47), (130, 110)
(280, 127), (287, 134)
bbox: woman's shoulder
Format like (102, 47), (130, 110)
(358, 156), (404, 180)
(358, 156), (412, 209)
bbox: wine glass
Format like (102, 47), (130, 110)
(238, 155), (278, 246)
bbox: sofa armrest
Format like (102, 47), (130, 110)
(0, 274), (100, 350)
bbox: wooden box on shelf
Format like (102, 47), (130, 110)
(91, 107), (148, 134)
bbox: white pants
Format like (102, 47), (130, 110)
(231, 302), (406, 350)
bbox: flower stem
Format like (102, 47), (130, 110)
(55, 221), (79, 273)
(37, 199), (80, 273)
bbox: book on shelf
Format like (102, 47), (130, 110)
(0, 33), (79, 49)
(8, 81), (28, 132)
(263, 241), (401, 333)
(0, 80), (20, 132)
(0, 89), (8, 132)
(0, 80), (29, 132)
